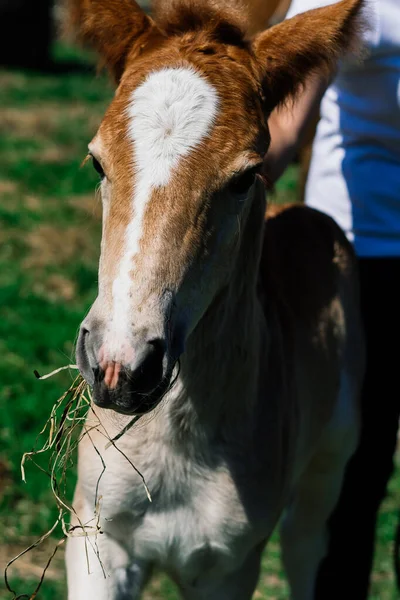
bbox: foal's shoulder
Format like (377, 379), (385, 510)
(259, 203), (356, 324)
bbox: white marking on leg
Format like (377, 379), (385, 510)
(66, 521), (129, 600)
(106, 68), (218, 357)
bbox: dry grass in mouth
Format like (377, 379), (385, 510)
(4, 367), (148, 600)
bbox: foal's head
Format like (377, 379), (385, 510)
(71, 0), (362, 415)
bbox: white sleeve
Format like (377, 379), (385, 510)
(286, 0), (340, 20)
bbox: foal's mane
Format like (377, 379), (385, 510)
(151, 0), (250, 46)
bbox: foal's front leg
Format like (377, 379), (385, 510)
(280, 373), (359, 600)
(66, 527), (129, 599)
(66, 487), (148, 600)
(180, 545), (264, 600)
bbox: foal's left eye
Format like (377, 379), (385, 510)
(228, 167), (259, 198)
(91, 156), (105, 179)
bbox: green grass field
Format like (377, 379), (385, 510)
(0, 45), (399, 599)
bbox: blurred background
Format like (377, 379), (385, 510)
(0, 1), (398, 598)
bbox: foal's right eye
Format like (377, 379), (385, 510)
(228, 166), (259, 199)
(91, 156), (105, 179)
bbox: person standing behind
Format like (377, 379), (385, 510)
(265, 0), (400, 597)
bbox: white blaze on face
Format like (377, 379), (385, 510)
(106, 67), (219, 360)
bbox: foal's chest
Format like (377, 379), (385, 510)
(98, 443), (270, 584)
(83, 416), (283, 585)
(130, 461), (256, 582)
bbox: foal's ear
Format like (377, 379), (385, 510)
(252, 0), (364, 109)
(66, 0), (162, 82)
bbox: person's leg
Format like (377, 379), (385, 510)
(315, 258), (400, 600)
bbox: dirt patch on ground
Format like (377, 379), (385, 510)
(0, 539), (65, 584)
(0, 105), (101, 140)
(19, 222), (100, 301)
(32, 273), (77, 302)
(22, 194), (43, 211)
(0, 72), (27, 89)
(67, 191), (102, 220)
(0, 180), (18, 195)
(0, 106), (63, 139)
(0, 459), (12, 500)
(32, 145), (74, 164)
(7, 191), (101, 217)
(24, 224), (97, 269)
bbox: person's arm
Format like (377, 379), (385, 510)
(246, 0), (283, 35)
(263, 73), (329, 184)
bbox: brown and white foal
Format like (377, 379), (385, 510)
(66, 1), (365, 598)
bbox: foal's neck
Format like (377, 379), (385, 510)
(164, 189), (268, 443)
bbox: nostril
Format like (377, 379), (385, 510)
(93, 366), (104, 384)
(148, 338), (166, 357)
(76, 325), (95, 386)
(130, 339), (165, 394)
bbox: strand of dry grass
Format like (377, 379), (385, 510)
(4, 367), (150, 599)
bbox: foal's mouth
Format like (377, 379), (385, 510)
(91, 366), (176, 416)
(76, 320), (180, 415)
